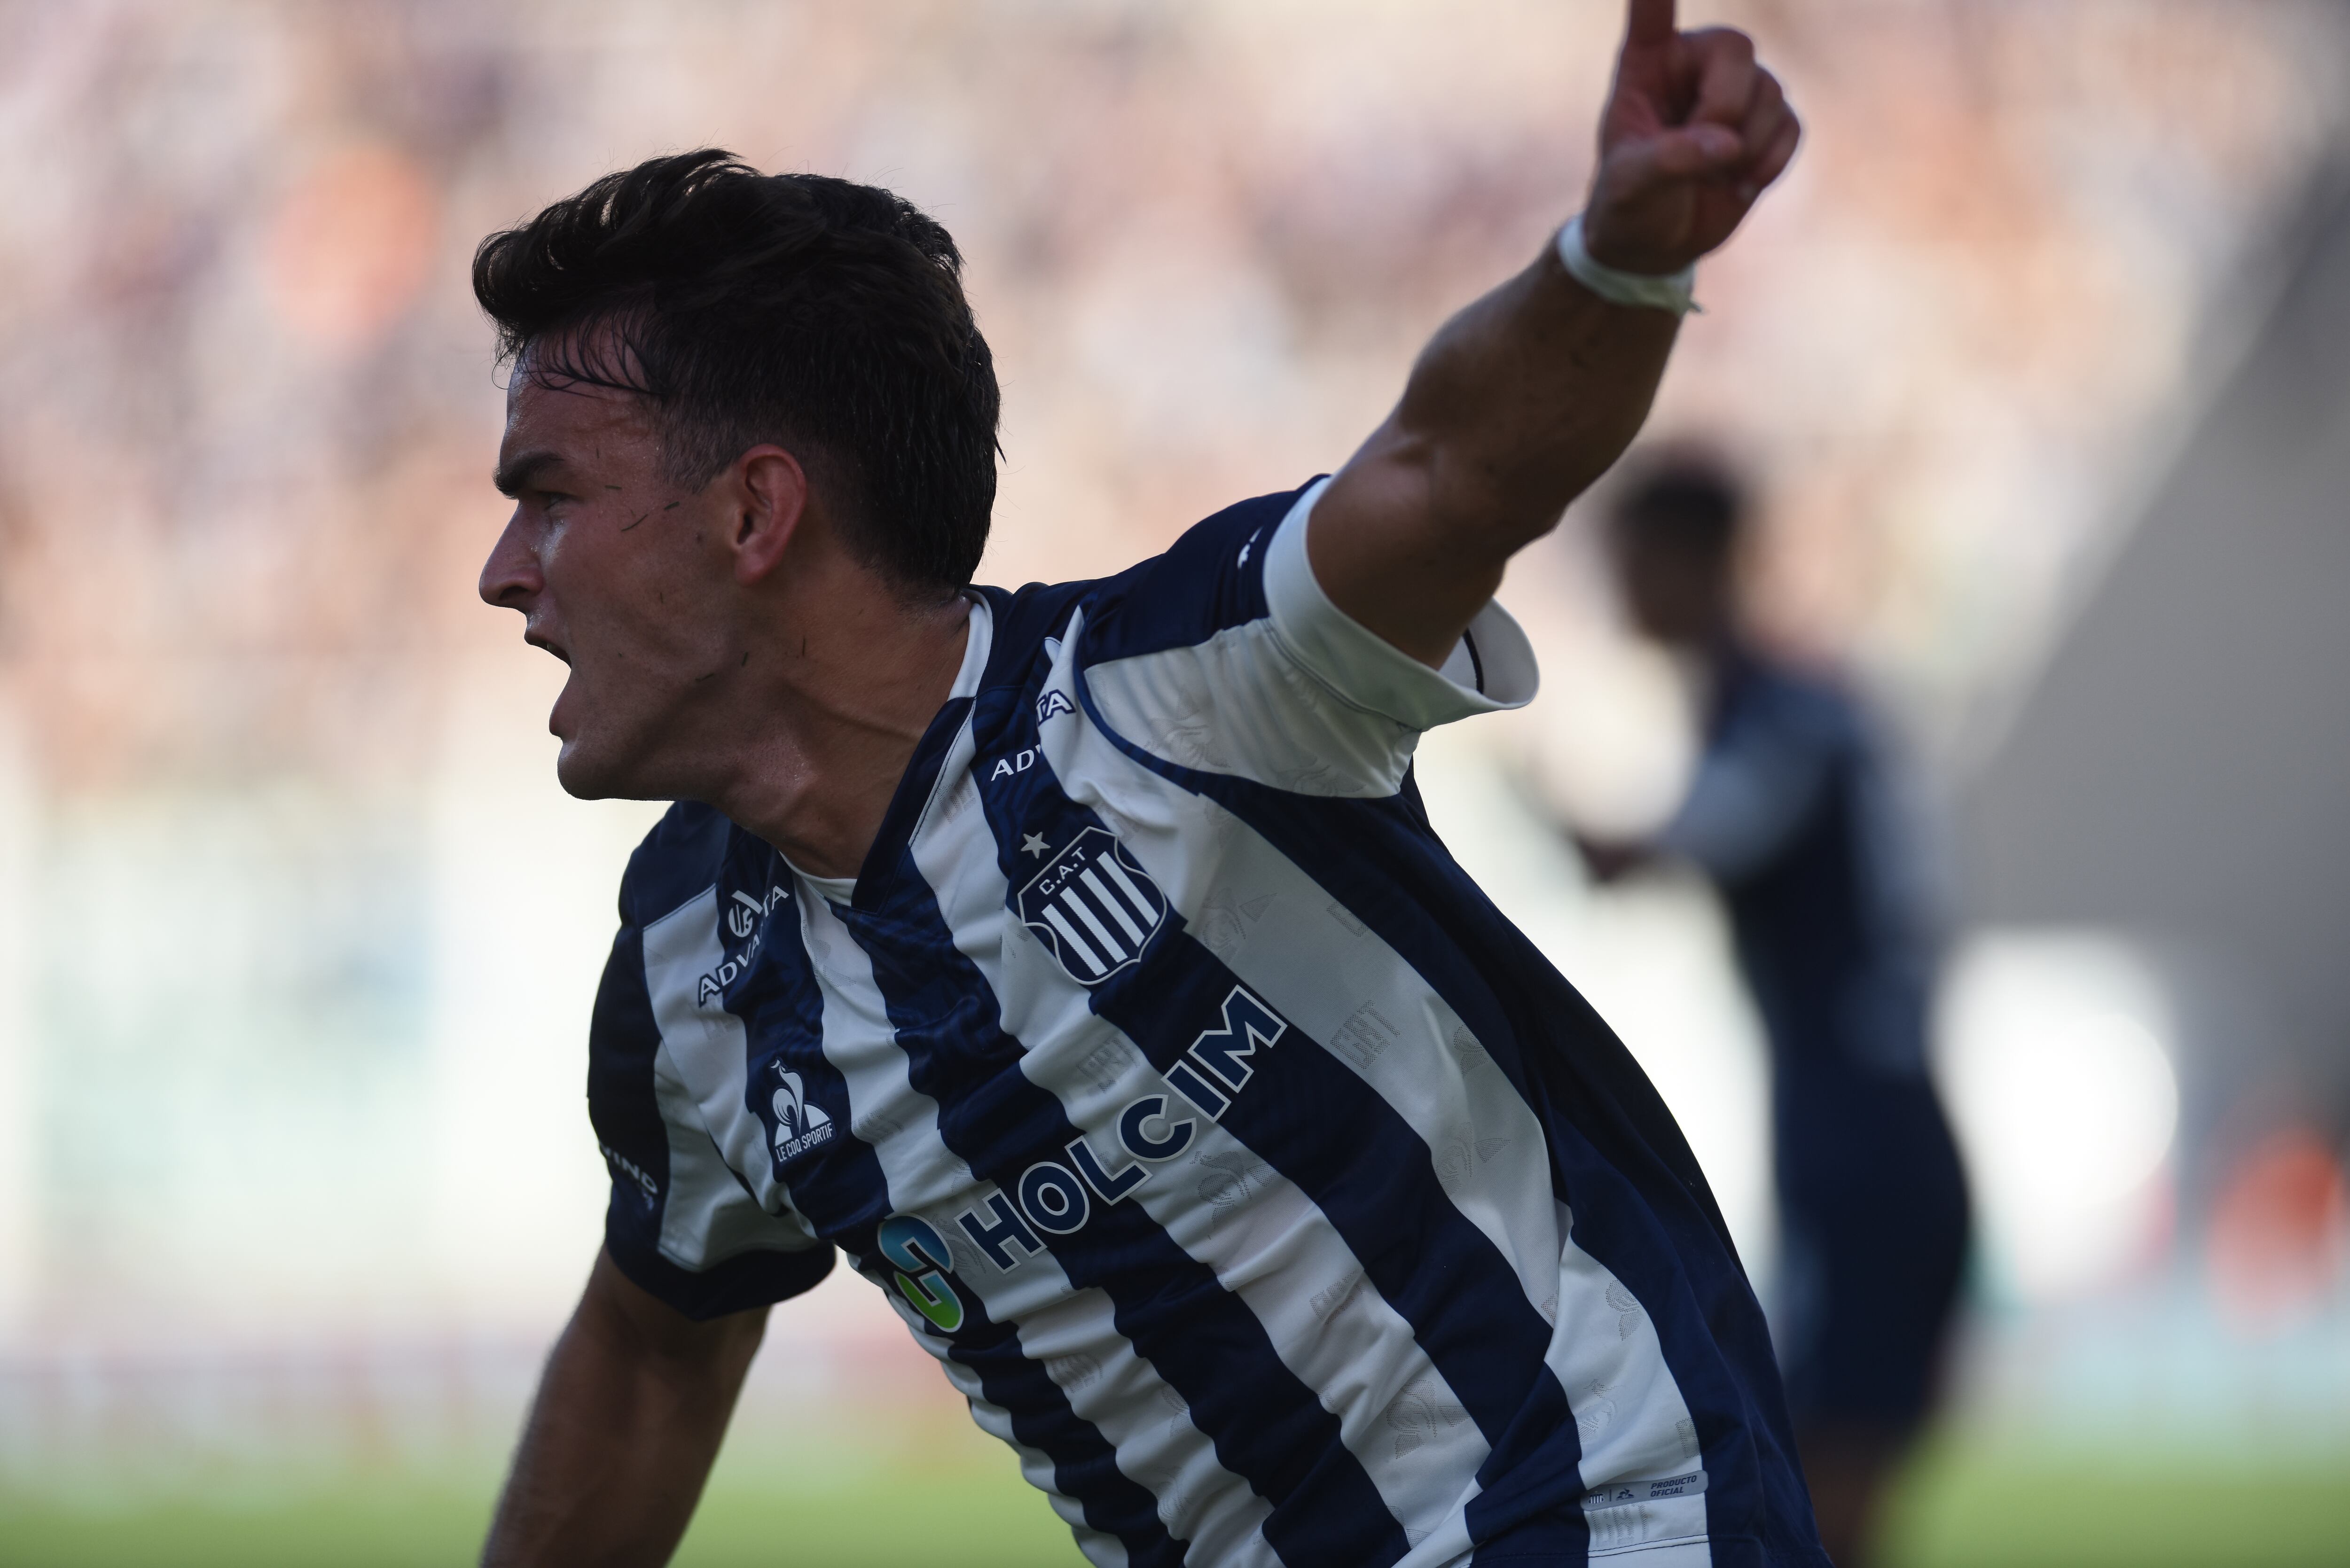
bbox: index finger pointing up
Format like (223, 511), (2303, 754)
(1624, 0), (1678, 50)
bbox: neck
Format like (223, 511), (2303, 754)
(710, 588), (973, 880)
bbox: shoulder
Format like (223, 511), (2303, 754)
(616, 801), (734, 929)
(975, 483), (1315, 679)
(969, 578), (1094, 688)
(1084, 483), (1308, 662)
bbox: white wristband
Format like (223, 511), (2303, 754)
(1555, 214), (1699, 315)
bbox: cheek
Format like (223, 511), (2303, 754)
(547, 501), (728, 662)
(600, 571), (727, 672)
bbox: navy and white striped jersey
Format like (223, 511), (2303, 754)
(586, 479), (1825, 1568)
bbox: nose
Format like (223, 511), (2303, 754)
(479, 507), (541, 610)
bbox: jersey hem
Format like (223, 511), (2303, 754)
(604, 1227), (837, 1321)
(1471, 1534), (1829, 1567)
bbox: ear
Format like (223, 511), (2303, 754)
(727, 445), (811, 585)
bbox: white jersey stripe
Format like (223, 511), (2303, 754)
(1082, 866), (1150, 945)
(1058, 653), (1564, 1311)
(1064, 627), (1710, 1540)
(1550, 1201), (1710, 1526)
(951, 667), (1493, 1545)
(893, 726), (1275, 1562)
(1044, 903), (1112, 978)
(965, 921), (1488, 1550)
(1062, 885), (1128, 962)
(639, 889), (824, 1261)
(1097, 856), (1156, 924)
(795, 885), (1143, 1556)
(925, 1348), (1134, 1567)
(590, 489), (1823, 1565)
(1013, 1285), (1280, 1568)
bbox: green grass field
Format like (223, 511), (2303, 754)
(0, 1470), (1081, 1567)
(4, 1430), (2344, 1566)
(1875, 1436), (2350, 1568)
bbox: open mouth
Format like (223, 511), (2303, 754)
(524, 632), (572, 666)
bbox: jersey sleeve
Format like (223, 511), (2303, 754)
(587, 821), (836, 1320)
(1078, 477), (1539, 797)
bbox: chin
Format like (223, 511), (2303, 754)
(553, 741), (627, 801)
(556, 736), (682, 804)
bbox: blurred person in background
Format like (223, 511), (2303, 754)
(1572, 456), (1970, 1568)
(474, 4), (1818, 1565)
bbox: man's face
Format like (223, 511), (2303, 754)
(479, 369), (737, 799)
(1612, 533), (1732, 649)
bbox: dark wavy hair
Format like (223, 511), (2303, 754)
(473, 150), (999, 595)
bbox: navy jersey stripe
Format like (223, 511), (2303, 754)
(945, 1320), (1185, 1568)
(854, 696), (978, 900)
(973, 579), (1096, 688)
(973, 486), (1297, 697)
(619, 802), (735, 928)
(1069, 661), (1813, 1557)
(1069, 488), (1294, 662)
(587, 921), (836, 1318)
(1101, 936), (1590, 1550)
(842, 844), (1411, 1568)
(720, 818), (1175, 1560)
(977, 752), (1564, 1442)
(976, 734), (1600, 1555)
(585, 505), (1832, 1565)
(712, 820), (1179, 1563)
(1468, 1510), (1590, 1563)
(719, 825), (890, 1243)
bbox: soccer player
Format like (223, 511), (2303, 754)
(474, 2), (1811, 1564)
(1574, 458), (1969, 1568)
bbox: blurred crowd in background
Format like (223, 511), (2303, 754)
(1, 1), (2347, 1562)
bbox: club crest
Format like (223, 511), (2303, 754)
(1017, 827), (1168, 985)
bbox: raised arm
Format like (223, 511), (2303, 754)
(482, 1248), (769, 1568)
(1309, 0), (1798, 666)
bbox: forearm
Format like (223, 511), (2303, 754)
(1315, 248), (1679, 662)
(483, 1252), (766, 1568)
(1301, 3), (1794, 669)
(1394, 242), (1680, 552)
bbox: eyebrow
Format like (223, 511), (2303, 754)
(493, 449), (564, 499)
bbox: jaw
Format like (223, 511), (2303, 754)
(547, 665), (637, 801)
(549, 696), (660, 803)
(552, 716), (667, 802)
(549, 668), (738, 805)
